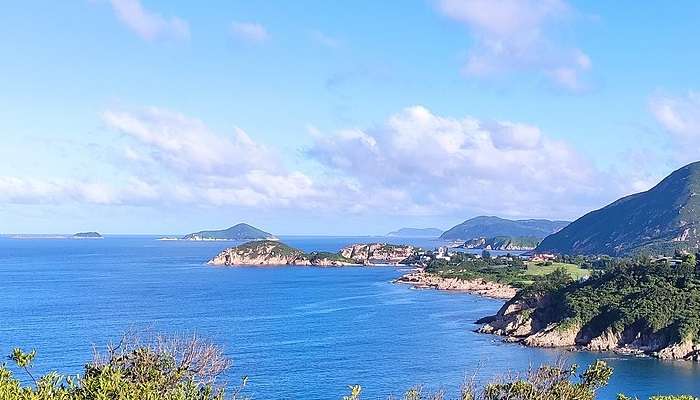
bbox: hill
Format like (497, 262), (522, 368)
(478, 257), (700, 360)
(440, 216), (569, 241)
(537, 161), (700, 256)
(386, 227), (443, 237)
(181, 223), (276, 241)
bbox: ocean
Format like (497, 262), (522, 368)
(1, 235), (698, 399)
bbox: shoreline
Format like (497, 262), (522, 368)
(393, 270), (518, 300)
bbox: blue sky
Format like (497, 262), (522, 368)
(2, 0), (700, 235)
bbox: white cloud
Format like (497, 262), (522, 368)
(3, 105), (638, 221)
(650, 91), (700, 140)
(310, 30), (340, 48)
(437, 0), (591, 90)
(102, 107), (278, 177)
(109, 0), (189, 41)
(307, 105), (611, 218)
(230, 21), (268, 43)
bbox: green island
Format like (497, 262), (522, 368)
(0, 334), (693, 400)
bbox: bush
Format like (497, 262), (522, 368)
(1, 337), (695, 400)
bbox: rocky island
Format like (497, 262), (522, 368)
(72, 232), (103, 239)
(182, 223), (276, 241)
(208, 241), (419, 266)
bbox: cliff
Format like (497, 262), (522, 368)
(339, 243), (416, 264)
(476, 262), (700, 360)
(208, 241), (419, 267)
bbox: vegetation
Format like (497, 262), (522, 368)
(462, 236), (541, 251)
(1, 340), (692, 400)
(440, 216), (569, 241)
(514, 254), (700, 345)
(537, 161), (700, 256)
(182, 223), (275, 240)
(425, 252), (590, 288)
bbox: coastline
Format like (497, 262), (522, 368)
(393, 270), (518, 300)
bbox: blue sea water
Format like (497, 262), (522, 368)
(1, 235), (699, 399)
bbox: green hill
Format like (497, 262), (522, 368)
(181, 223), (276, 241)
(478, 256), (700, 360)
(537, 161), (700, 256)
(440, 216), (569, 241)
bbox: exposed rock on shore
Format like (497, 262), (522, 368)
(340, 243), (416, 265)
(208, 241), (418, 267)
(394, 272), (517, 300)
(477, 293), (700, 360)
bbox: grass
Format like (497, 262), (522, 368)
(524, 261), (591, 280)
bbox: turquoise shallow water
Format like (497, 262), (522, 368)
(1, 235), (699, 399)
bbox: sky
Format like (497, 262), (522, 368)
(2, 0), (700, 235)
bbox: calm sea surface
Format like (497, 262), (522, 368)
(1, 235), (699, 399)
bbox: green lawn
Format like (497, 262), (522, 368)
(524, 261), (591, 280)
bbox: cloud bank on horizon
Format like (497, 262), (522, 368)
(1, 0), (698, 233)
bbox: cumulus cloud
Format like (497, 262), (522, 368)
(436, 0), (591, 90)
(109, 0), (189, 41)
(307, 106), (610, 218)
(230, 21), (268, 43)
(102, 107), (278, 176)
(3, 105), (635, 220)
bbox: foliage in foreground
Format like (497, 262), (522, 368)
(0, 336), (696, 400)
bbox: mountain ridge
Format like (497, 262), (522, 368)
(440, 216), (569, 241)
(537, 161), (700, 256)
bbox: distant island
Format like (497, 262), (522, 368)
(181, 223), (276, 241)
(208, 240), (417, 266)
(386, 227), (443, 238)
(538, 161), (700, 256)
(437, 216), (569, 250)
(72, 232), (103, 239)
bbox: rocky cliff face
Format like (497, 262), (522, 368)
(477, 294), (700, 360)
(339, 243), (416, 265)
(208, 241), (416, 267)
(208, 241), (307, 265)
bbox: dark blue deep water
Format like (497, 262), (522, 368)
(1, 236), (699, 399)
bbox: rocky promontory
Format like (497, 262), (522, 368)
(476, 261), (700, 361)
(208, 241), (419, 267)
(394, 272), (517, 299)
